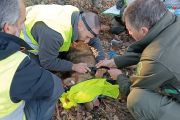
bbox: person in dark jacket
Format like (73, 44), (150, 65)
(0, 0), (64, 119)
(20, 5), (105, 74)
(96, 0), (180, 119)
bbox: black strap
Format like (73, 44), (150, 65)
(90, 66), (110, 71)
(80, 9), (98, 38)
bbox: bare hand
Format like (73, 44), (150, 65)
(108, 68), (123, 80)
(72, 63), (91, 73)
(96, 59), (116, 68)
(95, 69), (107, 78)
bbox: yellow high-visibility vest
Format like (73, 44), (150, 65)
(20, 5), (79, 55)
(0, 51), (27, 119)
(60, 78), (119, 109)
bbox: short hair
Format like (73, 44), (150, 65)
(0, 0), (22, 30)
(122, 0), (167, 31)
(79, 12), (101, 30)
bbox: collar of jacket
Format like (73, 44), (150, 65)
(0, 31), (32, 50)
(127, 11), (176, 53)
(0, 31), (33, 60)
(71, 11), (79, 42)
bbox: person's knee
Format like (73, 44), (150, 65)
(110, 18), (125, 35)
(127, 89), (160, 120)
(127, 89), (149, 113)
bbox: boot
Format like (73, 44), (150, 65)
(92, 0), (100, 9)
(110, 18), (125, 35)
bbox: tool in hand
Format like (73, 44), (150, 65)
(88, 66), (110, 76)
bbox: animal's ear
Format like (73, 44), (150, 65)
(63, 77), (76, 87)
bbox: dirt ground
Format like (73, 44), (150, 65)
(23, 0), (136, 119)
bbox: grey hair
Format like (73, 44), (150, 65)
(0, 0), (22, 30)
(123, 0), (167, 31)
(79, 12), (101, 30)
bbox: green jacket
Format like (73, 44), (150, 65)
(114, 11), (180, 100)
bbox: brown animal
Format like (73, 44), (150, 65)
(63, 41), (102, 111)
(63, 41), (99, 86)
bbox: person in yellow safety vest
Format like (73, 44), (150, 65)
(20, 5), (105, 75)
(0, 0), (64, 120)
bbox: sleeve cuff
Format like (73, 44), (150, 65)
(48, 73), (64, 101)
(114, 56), (123, 69)
(117, 74), (131, 96)
(117, 74), (129, 85)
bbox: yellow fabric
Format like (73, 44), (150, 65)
(60, 78), (119, 109)
(20, 5), (79, 53)
(0, 51), (27, 118)
(124, 0), (127, 5)
(19, 31), (38, 54)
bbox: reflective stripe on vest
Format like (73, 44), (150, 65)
(22, 22), (39, 55)
(20, 7), (39, 55)
(20, 5), (79, 54)
(0, 51), (27, 119)
(0, 101), (25, 120)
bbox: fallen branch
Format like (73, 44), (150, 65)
(107, 102), (131, 117)
(105, 101), (127, 110)
(56, 103), (61, 120)
(98, 106), (111, 120)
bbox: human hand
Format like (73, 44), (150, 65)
(108, 68), (123, 80)
(95, 69), (107, 78)
(72, 63), (91, 73)
(96, 59), (116, 68)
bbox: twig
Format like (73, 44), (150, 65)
(106, 97), (126, 105)
(98, 106), (111, 120)
(101, 99), (111, 109)
(56, 103), (61, 120)
(107, 102), (130, 117)
(104, 100), (127, 110)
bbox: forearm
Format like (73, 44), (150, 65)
(88, 37), (105, 62)
(117, 74), (131, 96)
(10, 57), (63, 102)
(114, 52), (141, 69)
(45, 73), (64, 101)
(40, 56), (73, 71)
